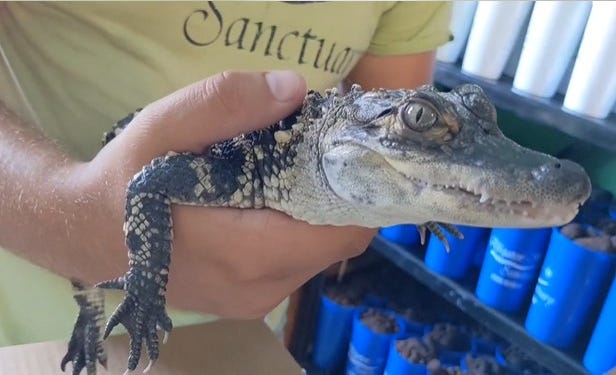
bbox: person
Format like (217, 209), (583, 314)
(0, 2), (452, 346)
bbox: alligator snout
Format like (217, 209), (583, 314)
(531, 158), (591, 205)
(531, 161), (562, 178)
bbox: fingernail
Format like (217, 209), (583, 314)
(265, 70), (302, 102)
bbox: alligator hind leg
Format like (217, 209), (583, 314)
(61, 280), (107, 375)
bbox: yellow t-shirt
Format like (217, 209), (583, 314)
(0, 1), (451, 345)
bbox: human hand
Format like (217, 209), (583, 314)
(70, 71), (376, 318)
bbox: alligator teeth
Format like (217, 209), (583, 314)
(479, 193), (490, 203)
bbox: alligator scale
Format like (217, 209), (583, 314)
(61, 84), (591, 374)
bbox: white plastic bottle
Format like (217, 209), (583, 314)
(436, 1), (478, 63)
(563, 1), (616, 119)
(462, 1), (533, 80)
(513, 1), (591, 98)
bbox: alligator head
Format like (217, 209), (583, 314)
(316, 84), (591, 230)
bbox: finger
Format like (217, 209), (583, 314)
(124, 70), (306, 156)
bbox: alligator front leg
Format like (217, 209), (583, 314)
(66, 190), (174, 374)
(98, 188), (175, 373)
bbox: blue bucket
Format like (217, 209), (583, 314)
(470, 337), (496, 356)
(438, 350), (467, 368)
(398, 317), (429, 338)
(472, 231), (491, 268)
(475, 228), (551, 313)
(583, 275), (616, 375)
(380, 225), (420, 247)
(383, 340), (428, 375)
(363, 293), (388, 308)
(424, 226), (490, 279)
(525, 228), (616, 349)
(312, 294), (358, 372)
(346, 308), (406, 375)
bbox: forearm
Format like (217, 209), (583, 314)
(345, 51), (437, 90)
(0, 102), (126, 282)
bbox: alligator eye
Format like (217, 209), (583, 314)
(401, 102), (438, 131)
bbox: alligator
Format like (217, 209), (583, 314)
(61, 83), (591, 374)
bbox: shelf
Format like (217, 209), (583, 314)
(369, 235), (589, 375)
(434, 62), (616, 152)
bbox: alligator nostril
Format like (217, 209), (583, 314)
(554, 162), (561, 169)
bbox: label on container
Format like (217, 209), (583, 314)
(486, 236), (543, 290)
(531, 267), (556, 307)
(345, 344), (384, 375)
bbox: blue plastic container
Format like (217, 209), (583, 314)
(470, 337), (496, 356)
(472, 231), (491, 268)
(583, 276), (616, 375)
(475, 228), (551, 313)
(439, 350), (467, 368)
(363, 294), (388, 308)
(312, 294), (358, 372)
(398, 317), (429, 338)
(380, 225), (421, 247)
(346, 308), (405, 375)
(424, 226), (490, 279)
(383, 340), (428, 375)
(525, 228), (616, 349)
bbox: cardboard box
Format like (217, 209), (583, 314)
(0, 320), (303, 374)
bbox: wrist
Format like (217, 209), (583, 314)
(51, 160), (128, 281)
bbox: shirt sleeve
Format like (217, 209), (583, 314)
(368, 1), (453, 56)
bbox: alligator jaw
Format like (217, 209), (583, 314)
(435, 182), (582, 226)
(381, 154), (588, 228)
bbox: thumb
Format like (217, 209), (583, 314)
(123, 70), (306, 156)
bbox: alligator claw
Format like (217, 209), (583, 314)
(100, 276), (172, 373)
(417, 221), (464, 252)
(418, 225), (428, 245)
(61, 279), (107, 375)
(440, 223), (464, 240)
(426, 222), (450, 252)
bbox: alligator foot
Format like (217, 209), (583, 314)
(417, 221), (465, 252)
(61, 279), (107, 375)
(98, 275), (173, 373)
